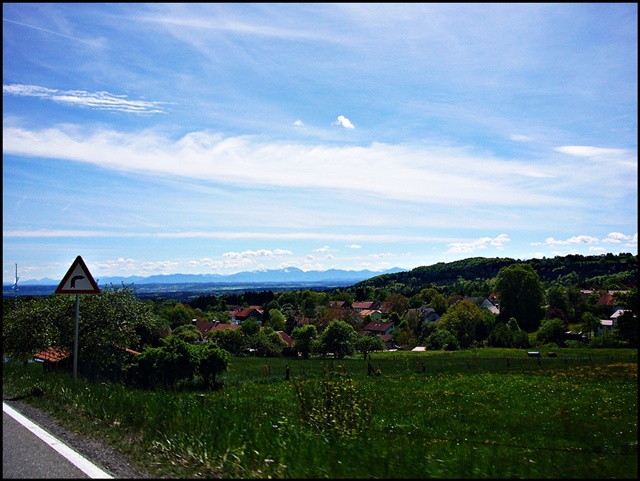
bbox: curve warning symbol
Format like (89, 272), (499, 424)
(55, 256), (100, 295)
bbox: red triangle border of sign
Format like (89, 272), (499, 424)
(55, 255), (101, 295)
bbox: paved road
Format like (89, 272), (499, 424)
(3, 402), (113, 479)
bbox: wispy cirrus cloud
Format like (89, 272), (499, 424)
(1, 229), (460, 244)
(1, 124), (574, 207)
(3, 84), (169, 114)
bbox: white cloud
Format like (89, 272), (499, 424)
(293, 119), (304, 127)
(314, 245), (331, 253)
(531, 235), (599, 246)
(368, 252), (396, 259)
(447, 234), (511, 253)
(333, 115), (354, 129)
(223, 249), (289, 259)
(1, 229), (460, 244)
(602, 232), (633, 244)
(347, 244), (361, 249)
(510, 134), (532, 142)
(2, 125), (576, 207)
(554, 145), (629, 159)
(3, 84), (169, 114)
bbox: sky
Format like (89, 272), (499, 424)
(2, 3), (638, 284)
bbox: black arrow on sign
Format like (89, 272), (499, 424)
(70, 275), (85, 288)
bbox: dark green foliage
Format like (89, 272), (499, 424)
(291, 324), (318, 359)
(613, 287), (638, 346)
(157, 301), (198, 329)
(250, 326), (287, 357)
(589, 331), (624, 348)
(2, 285), (160, 380)
(437, 299), (489, 348)
(240, 318), (261, 337)
(355, 334), (386, 357)
(125, 336), (229, 389)
(536, 318), (566, 346)
(426, 329), (459, 350)
(354, 256), (515, 291)
(495, 263), (545, 331)
(198, 342), (232, 387)
(487, 322), (514, 347)
(206, 328), (244, 355)
(171, 324), (202, 343)
(317, 320), (358, 359)
(350, 253), (636, 298)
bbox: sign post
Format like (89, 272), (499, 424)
(55, 256), (100, 382)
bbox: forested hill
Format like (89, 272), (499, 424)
(353, 253), (637, 291)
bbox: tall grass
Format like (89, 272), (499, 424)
(3, 348), (637, 478)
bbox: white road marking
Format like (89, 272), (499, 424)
(3, 402), (114, 479)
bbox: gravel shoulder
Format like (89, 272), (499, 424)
(3, 396), (154, 479)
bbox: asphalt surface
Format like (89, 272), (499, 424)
(3, 402), (113, 479)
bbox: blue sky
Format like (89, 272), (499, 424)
(3, 3), (637, 284)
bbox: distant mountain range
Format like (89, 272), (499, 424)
(6, 267), (406, 288)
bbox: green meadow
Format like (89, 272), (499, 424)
(3, 348), (637, 479)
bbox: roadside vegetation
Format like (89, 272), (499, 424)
(3, 349), (637, 478)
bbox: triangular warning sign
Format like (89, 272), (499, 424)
(55, 256), (100, 295)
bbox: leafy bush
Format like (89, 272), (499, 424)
(589, 331), (623, 348)
(536, 318), (566, 346)
(125, 337), (229, 389)
(426, 329), (459, 350)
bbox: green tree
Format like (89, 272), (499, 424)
(507, 317), (530, 348)
(487, 322), (514, 347)
(3, 285), (158, 380)
(495, 263), (544, 331)
(266, 309), (286, 331)
(172, 324), (202, 343)
(580, 312), (601, 341)
(426, 329), (459, 351)
(546, 286), (568, 315)
(355, 335), (386, 358)
(158, 302), (197, 329)
(125, 336), (230, 389)
(240, 318), (261, 337)
(536, 318), (566, 347)
(317, 320), (358, 359)
(250, 327), (286, 357)
(206, 328), (244, 355)
(428, 292), (449, 315)
(291, 324), (318, 359)
(436, 299), (488, 349)
(127, 336), (200, 389)
(613, 287), (638, 346)
(198, 342), (231, 388)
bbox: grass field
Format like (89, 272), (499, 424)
(3, 348), (637, 478)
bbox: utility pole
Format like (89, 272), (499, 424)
(14, 263), (19, 308)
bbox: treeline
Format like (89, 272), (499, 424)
(350, 252), (637, 297)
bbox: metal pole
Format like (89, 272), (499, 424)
(73, 294), (80, 383)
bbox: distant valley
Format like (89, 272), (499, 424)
(3, 267), (406, 298)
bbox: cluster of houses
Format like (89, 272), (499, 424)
(34, 289), (632, 366)
(581, 289), (631, 336)
(200, 289), (631, 350)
